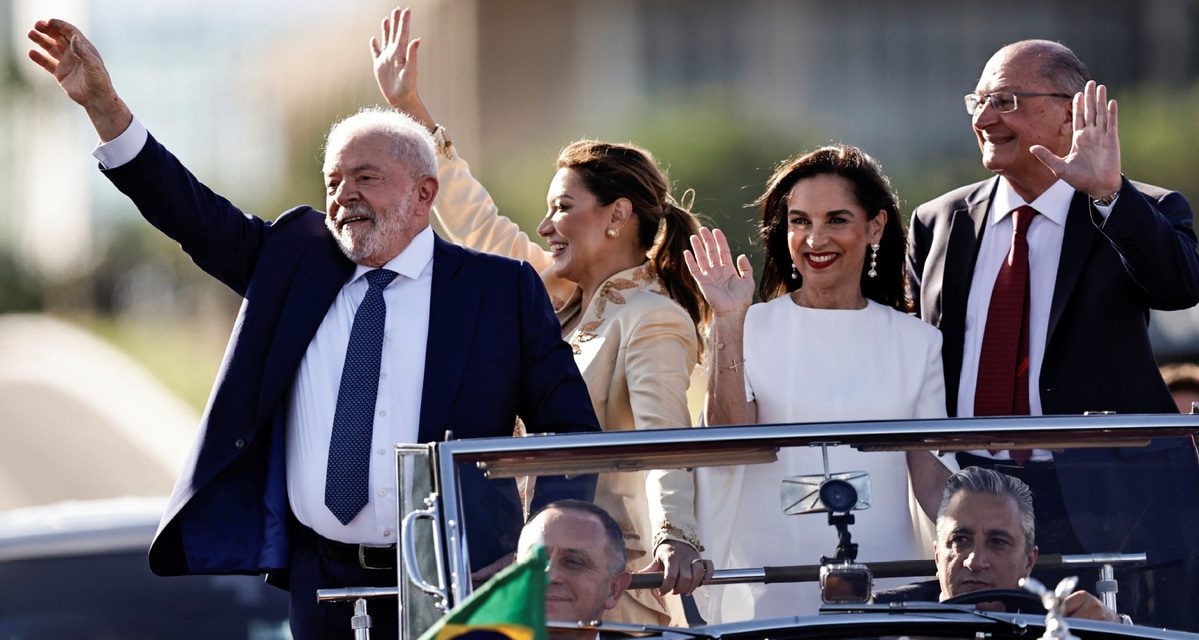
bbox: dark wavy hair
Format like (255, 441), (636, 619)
(557, 140), (711, 358)
(754, 144), (909, 312)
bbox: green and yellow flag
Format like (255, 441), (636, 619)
(419, 547), (548, 640)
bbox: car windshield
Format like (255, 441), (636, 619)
(418, 414), (1199, 637)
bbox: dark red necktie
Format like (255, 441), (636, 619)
(976, 205), (1037, 465)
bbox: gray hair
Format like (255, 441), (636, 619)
(1001, 39), (1090, 95)
(529, 499), (627, 576)
(323, 107), (437, 180)
(936, 466), (1036, 552)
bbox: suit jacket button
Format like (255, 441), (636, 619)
(234, 438), (246, 449)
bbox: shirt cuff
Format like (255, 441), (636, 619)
(1093, 194), (1118, 221)
(92, 117), (148, 169)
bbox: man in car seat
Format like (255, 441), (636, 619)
(874, 467), (1125, 624)
(516, 500), (633, 640)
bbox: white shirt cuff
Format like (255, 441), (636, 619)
(92, 117), (149, 169)
(1094, 194), (1118, 221)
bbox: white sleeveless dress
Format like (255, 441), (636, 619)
(694, 296), (947, 622)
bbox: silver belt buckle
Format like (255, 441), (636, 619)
(358, 543), (393, 570)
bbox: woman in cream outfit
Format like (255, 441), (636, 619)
(686, 146), (950, 621)
(371, 8), (713, 625)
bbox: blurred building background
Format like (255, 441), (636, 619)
(1, 0), (1198, 507)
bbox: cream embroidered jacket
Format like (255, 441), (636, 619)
(432, 146), (703, 563)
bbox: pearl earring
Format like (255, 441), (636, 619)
(867, 243), (880, 278)
(791, 263), (799, 280)
(606, 227), (620, 239)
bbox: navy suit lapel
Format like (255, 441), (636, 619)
(257, 236), (355, 421)
(417, 236), (482, 443)
(1047, 191), (1099, 345)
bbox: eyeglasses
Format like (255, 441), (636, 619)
(964, 91), (1073, 115)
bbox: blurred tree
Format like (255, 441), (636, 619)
(0, 247), (45, 312)
(890, 156), (992, 226)
(1117, 84), (1199, 202)
(626, 99), (815, 266)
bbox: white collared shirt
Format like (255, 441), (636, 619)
(287, 226), (433, 544)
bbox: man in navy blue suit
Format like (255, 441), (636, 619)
(28, 18), (600, 639)
(907, 40), (1199, 630)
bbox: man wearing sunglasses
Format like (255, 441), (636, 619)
(906, 40), (1199, 630)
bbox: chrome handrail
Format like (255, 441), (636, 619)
(627, 552), (1148, 591)
(400, 499), (448, 610)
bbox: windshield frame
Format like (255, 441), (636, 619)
(417, 413), (1199, 630)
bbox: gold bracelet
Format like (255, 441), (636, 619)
(653, 522), (704, 553)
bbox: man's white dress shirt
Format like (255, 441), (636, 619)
(958, 177), (1114, 461)
(286, 228), (432, 544)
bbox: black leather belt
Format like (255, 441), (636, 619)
(293, 523), (396, 571)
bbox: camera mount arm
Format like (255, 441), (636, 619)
(823, 512), (859, 564)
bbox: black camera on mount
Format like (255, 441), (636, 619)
(779, 453), (876, 604)
(818, 478), (859, 513)
(780, 470), (874, 604)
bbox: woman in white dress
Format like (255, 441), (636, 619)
(370, 8), (713, 626)
(685, 145), (950, 621)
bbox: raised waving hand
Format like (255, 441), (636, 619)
(27, 18), (131, 141)
(1030, 80), (1123, 199)
(684, 227), (755, 317)
(371, 6), (436, 130)
(688, 227), (758, 426)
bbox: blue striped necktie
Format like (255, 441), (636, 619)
(325, 268), (398, 525)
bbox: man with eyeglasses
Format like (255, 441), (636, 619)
(906, 40), (1199, 630)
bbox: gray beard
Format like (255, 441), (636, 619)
(326, 202), (414, 265)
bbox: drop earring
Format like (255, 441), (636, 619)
(791, 263), (799, 280)
(867, 243), (879, 278)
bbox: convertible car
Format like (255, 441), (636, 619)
(320, 413), (1199, 640)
